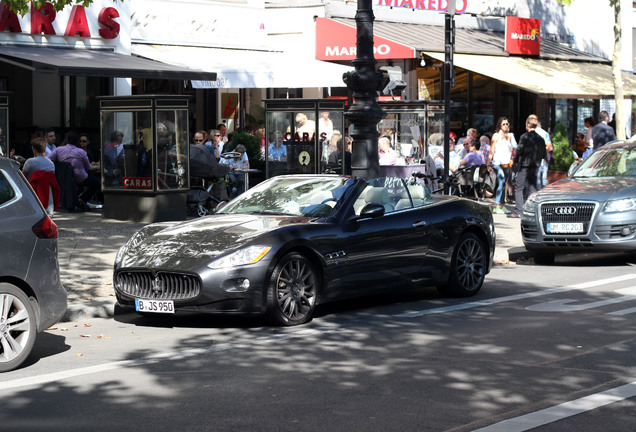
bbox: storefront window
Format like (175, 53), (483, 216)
(471, 74), (495, 135)
(449, 69), (469, 135)
(577, 99), (594, 133)
(416, 66), (442, 100)
(72, 76), (104, 130)
(555, 98), (575, 137)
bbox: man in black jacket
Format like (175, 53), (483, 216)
(592, 110), (617, 150)
(509, 115), (547, 218)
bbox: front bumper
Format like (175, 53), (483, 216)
(521, 211), (636, 253)
(114, 260), (272, 315)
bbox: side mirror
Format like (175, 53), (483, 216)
(359, 203), (385, 219)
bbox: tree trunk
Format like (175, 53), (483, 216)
(612, 0), (625, 139)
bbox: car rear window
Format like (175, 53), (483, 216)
(0, 171), (16, 205)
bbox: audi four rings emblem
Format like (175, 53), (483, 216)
(555, 206), (577, 215)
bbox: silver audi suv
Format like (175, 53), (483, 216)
(0, 157), (67, 372)
(521, 140), (636, 264)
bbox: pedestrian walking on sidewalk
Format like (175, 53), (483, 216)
(509, 115), (547, 218)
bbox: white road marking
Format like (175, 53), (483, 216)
(473, 381), (636, 432)
(528, 287), (636, 312)
(0, 327), (340, 392)
(395, 274), (636, 318)
(608, 306), (636, 315)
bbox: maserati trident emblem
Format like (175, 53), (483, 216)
(555, 206), (577, 215)
(151, 276), (165, 295)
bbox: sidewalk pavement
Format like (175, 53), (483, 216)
(56, 200), (531, 322)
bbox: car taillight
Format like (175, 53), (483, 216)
(32, 215), (59, 239)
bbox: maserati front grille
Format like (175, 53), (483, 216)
(116, 270), (201, 300)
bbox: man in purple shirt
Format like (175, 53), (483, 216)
(459, 140), (484, 167)
(48, 131), (100, 209)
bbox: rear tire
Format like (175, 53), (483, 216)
(267, 253), (318, 326)
(438, 233), (486, 297)
(0, 284), (37, 372)
(533, 251), (555, 265)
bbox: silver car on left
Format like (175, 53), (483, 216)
(0, 157), (67, 372)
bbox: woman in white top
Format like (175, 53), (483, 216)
(488, 116), (515, 214)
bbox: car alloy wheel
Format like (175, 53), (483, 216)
(0, 284), (37, 372)
(440, 233), (486, 297)
(267, 253), (317, 326)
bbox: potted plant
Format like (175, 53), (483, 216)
(547, 123), (574, 183)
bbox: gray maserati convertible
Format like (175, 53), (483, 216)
(521, 140), (636, 264)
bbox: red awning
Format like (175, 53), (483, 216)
(315, 17), (415, 61)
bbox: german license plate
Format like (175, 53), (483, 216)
(546, 222), (584, 234)
(135, 299), (174, 313)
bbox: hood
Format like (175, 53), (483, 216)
(119, 213), (313, 269)
(533, 177), (636, 202)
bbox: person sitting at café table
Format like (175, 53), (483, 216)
(459, 139), (484, 167)
(378, 136), (398, 166)
(48, 130), (101, 210)
(221, 144), (249, 198)
(268, 133), (287, 161)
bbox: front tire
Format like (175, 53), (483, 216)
(438, 233), (486, 297)
(267, 253), (318, 326)
(0, 284), (37, 372)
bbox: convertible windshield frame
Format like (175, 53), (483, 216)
(218, 175), (358, 217)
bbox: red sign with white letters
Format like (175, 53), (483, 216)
(316, 18), (415, 61)
(505, 16), (541, 56)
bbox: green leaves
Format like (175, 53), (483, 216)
(3, 0), (122, 16)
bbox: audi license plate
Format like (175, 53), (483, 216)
(135, 299), (174, 313)
(546, 222), (584, 234)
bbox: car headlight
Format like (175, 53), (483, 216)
(523, 194), (537, 217)
(114, 229), (149, 267)
(604, 198), (636, 213)
(207, 246), (272, 270)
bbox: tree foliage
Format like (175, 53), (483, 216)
(558, 0), (625, 139)
(2, 0), (122, 16)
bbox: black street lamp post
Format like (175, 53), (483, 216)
(443, 4), (456, 194)
(343, 0), (385, 179)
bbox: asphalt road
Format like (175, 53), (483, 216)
(2, 253), (636, 431)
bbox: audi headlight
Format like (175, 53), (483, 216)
(604, 198), (636, 213)
(523, 194), (537, 217)
(207, 246), (272, 270)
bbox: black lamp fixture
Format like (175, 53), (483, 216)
(379, 65), (407, 99)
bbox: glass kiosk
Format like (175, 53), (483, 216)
(98, 95), (191, 222)
(264, 98), (444, 179)
(264, 99), (348, 178)
(0, 92), (9, 158)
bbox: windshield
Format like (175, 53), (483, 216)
(218, 176), (356, 217)
(573, 146), (636, 178)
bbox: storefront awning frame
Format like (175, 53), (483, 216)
(132, 44), (353, 89)
(424, 52), (636, 99)
(0, 45), (214, 80)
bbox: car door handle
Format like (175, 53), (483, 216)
(412, 221), (427, 228)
